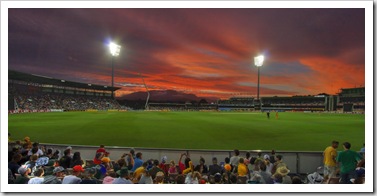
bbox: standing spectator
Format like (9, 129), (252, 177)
(359, 143), (365, 155)
(131, 152), (144, 172)
(158, 156), (169, 175)
(70, 152), (84, 168)
(230, 149), (241, 169)
(59, 149), (72, 169)
(66, 146), (73, 158)
(62, 165), (84, 184)
(208, 157), (223, 176)
(194, 157), (208, 175)
(244, 152), (251, 165)
(149, 159), (163, 180)
(323, 140), (339, 181)
(28, 167), (44, 184)
(8, 154), (22, 179)
(14, 166), (31, 184)
(177, 153), (191, 174)
(42, 166), (65, 184)
(263, 154), (274, 173)
(259, 162), (273, 184)
(237, 158), (248, 177)
(269, 150), (276, 164)
(336, 142), (362, 184)
(112, 167), (133, 184)
(271, 155), (287, 175)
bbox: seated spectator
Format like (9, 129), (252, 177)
(94, 157), (111, 179)
(138, 169), (153, 184)
(133, 162), (148, 182)
(223, 157), (232, 173)
(27, 142), (44, 157)
(8, 169), (14, 184)
(194, 157), (208, 174)
(182, 161), (194, 175)
(28, 167), (44, 184)
(168, 160), (177, 175)
(43, 166), (65, 184)
(177, 153), (190, 174)
(102, 170), (117, 184)
(175, 174), (185, 184)
(14, 166), (31, 184)
(292, 176), (303, 184)
(154, 171), (165, 184)
(149, 159), (163, 180)
(185, 171), (201, 184)
(112, 167), (133, 184)
(272, 173), (283, 184)
(271, 155), (287, 175)
(208, 157), (223, 176)
(24, 154), (38, 175)
(274, 166), (292, 184)
(62, 165), (84, 184)
(307, 168), (324, 184)
(80, 168), (98, 184)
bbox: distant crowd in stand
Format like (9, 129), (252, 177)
(8, 136), (365, 184)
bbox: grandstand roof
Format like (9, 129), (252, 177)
(8, 70), (121, 92)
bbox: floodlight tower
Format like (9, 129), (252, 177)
(254, 55), (264, 109)
(109, 42), (121, 98)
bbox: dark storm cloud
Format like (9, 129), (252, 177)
(8, 8), (365, 98)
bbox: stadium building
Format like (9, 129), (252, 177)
(8, 70), (122, 113)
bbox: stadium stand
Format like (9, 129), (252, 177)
(8, 70), (123, 113)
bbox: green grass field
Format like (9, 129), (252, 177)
(8, 111), (365, 151)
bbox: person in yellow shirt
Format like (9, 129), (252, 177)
(237, 158), (248, 177)
(323, 140), (339, 181)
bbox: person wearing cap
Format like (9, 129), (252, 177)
(14, 166), (31, 184)
(80, 168), (98, 184)
(62, 165), (84, 184)
(208, 157), (223, 176)
(43, 166), (65, 184)
(95, 156), (111, 179)
(112, 167), (133, 184)
(154, 171), (165, 184)
(158, 156), (169, 175)
(28, 167), (44, 184)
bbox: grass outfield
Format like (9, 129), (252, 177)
(8, 111), (365, 151)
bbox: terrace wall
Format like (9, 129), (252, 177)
(29, 143), (324, 175)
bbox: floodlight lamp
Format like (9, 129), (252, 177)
(109, 42), (121, 56)
(254, 55), (264, 67)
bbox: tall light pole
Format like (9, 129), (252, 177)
(254, 55), (264, 109)
(109, 42), (121, 98)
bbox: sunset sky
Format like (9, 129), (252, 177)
(8, 8), (365, 99)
